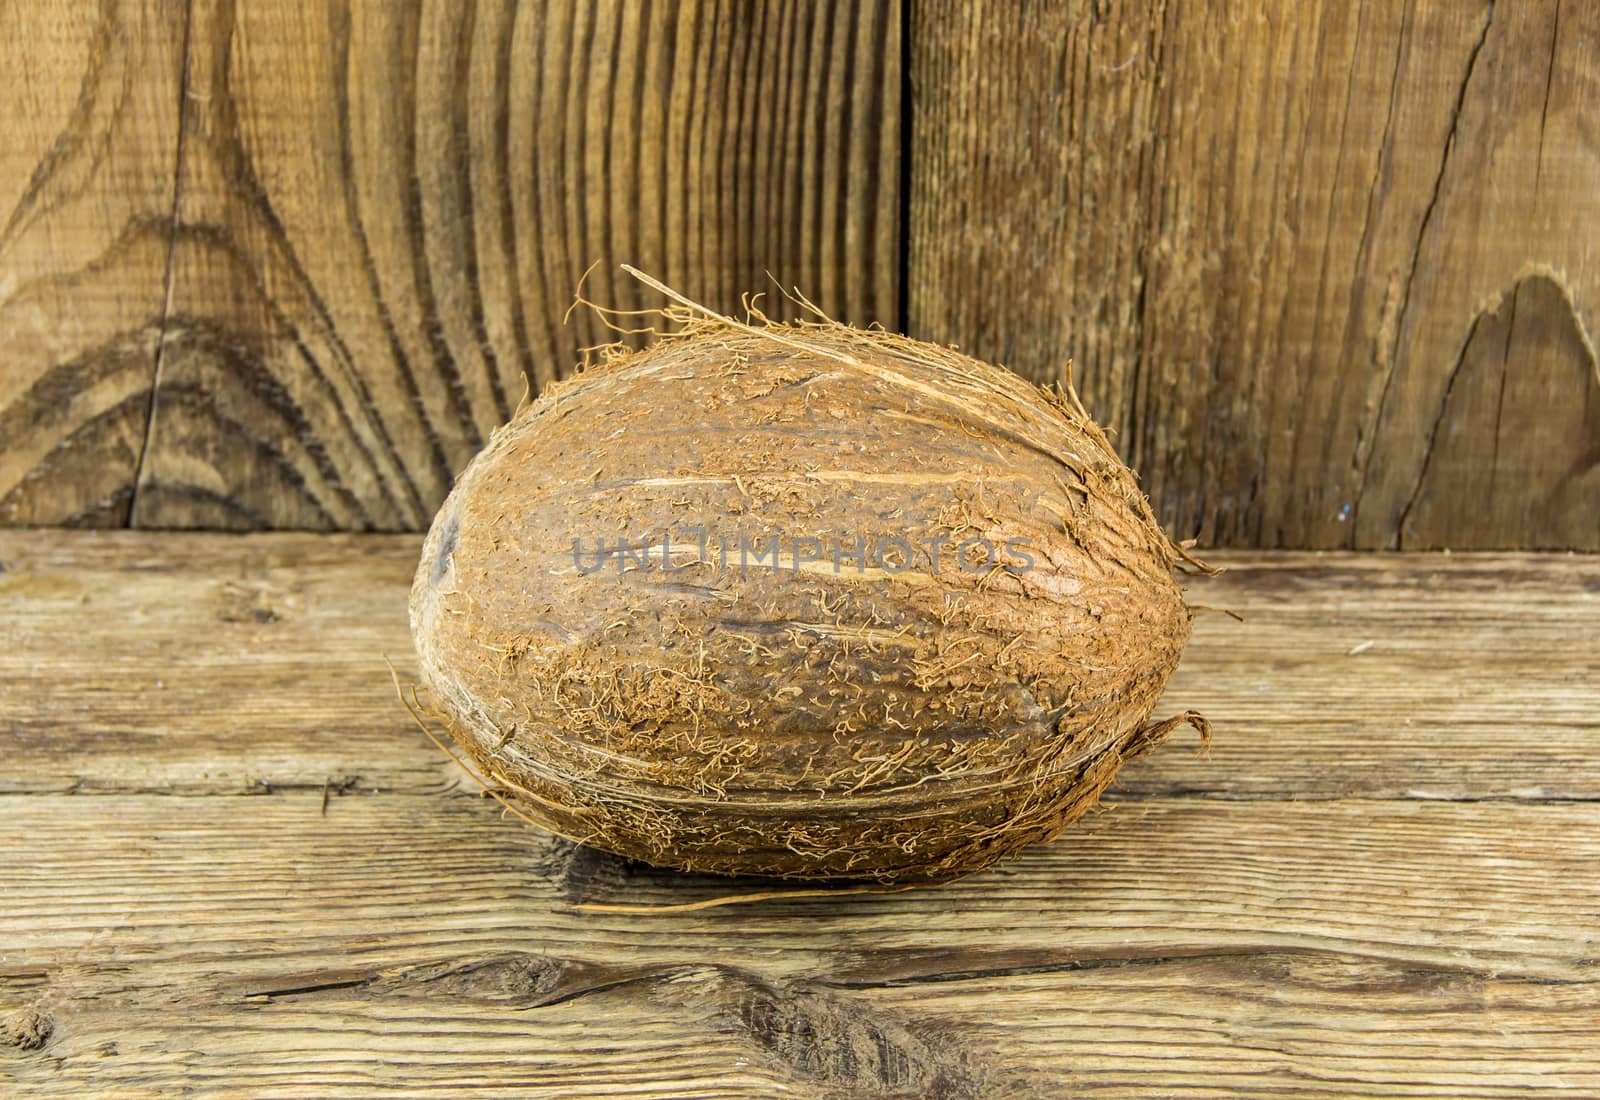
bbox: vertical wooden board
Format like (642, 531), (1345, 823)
(0, 0), (186, 527)
(909, 1), (1600, 550)
(131, 0), (903, 531)
(1355, 3), (1600, 550)
(908, 0), (1163, 416)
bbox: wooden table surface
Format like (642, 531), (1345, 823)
(2, 531), (1597, 1098)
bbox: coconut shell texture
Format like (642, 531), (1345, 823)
(410, 319), (1207, 882)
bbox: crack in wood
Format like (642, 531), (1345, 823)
(239, 953), (712, 1014)
(1394, 311), (1486, 544)
(821, 942), (1600, 990)
(1535, 0), (1561, 191)
(127, 0), (194, 528)
(1354, 2), (1496, 546)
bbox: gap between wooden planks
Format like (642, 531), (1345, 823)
(1, 531), (1597, 1098)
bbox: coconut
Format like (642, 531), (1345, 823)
(409, 287), (1208, 883)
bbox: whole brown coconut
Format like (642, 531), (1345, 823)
(410, 297), (1208, 883)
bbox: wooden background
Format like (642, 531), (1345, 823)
(1, 0), (1596, 549)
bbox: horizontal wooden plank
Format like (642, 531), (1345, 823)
(1, 531), (1595, 800)
(11, 962), (1597, 1099)
(7, 793), (1597, 981)
(859, 963), (1600, 1099)
(1127, 549), (1600, 800)
(2, 792), (1597, 1097)
(0, 530), (433, 795)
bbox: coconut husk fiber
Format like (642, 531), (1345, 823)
(408, 271), (1210, 884)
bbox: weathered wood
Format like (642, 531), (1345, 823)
(909, 0), (1600, 551)
(4, 793), (1599, 1098)
(0, 0), (187, 527)
(2, 530), (1598, 1095)
(128, 0), (901, 531)
(0, 1), (901, 531)
(8, 1), (1595, 552)
(4, 533), (1595, 801)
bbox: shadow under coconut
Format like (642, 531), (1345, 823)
(532, 819), (1160, 919)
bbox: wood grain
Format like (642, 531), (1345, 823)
(0, 0), (187, 527)
(4, 534), (1595, 802)
(5, 793), (1599, 1098)
(2, 530), (1598, 1095)
(909, 0), (1600, 551)
(7, 1), (1596, 552)
(126, 0), (902, 531)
